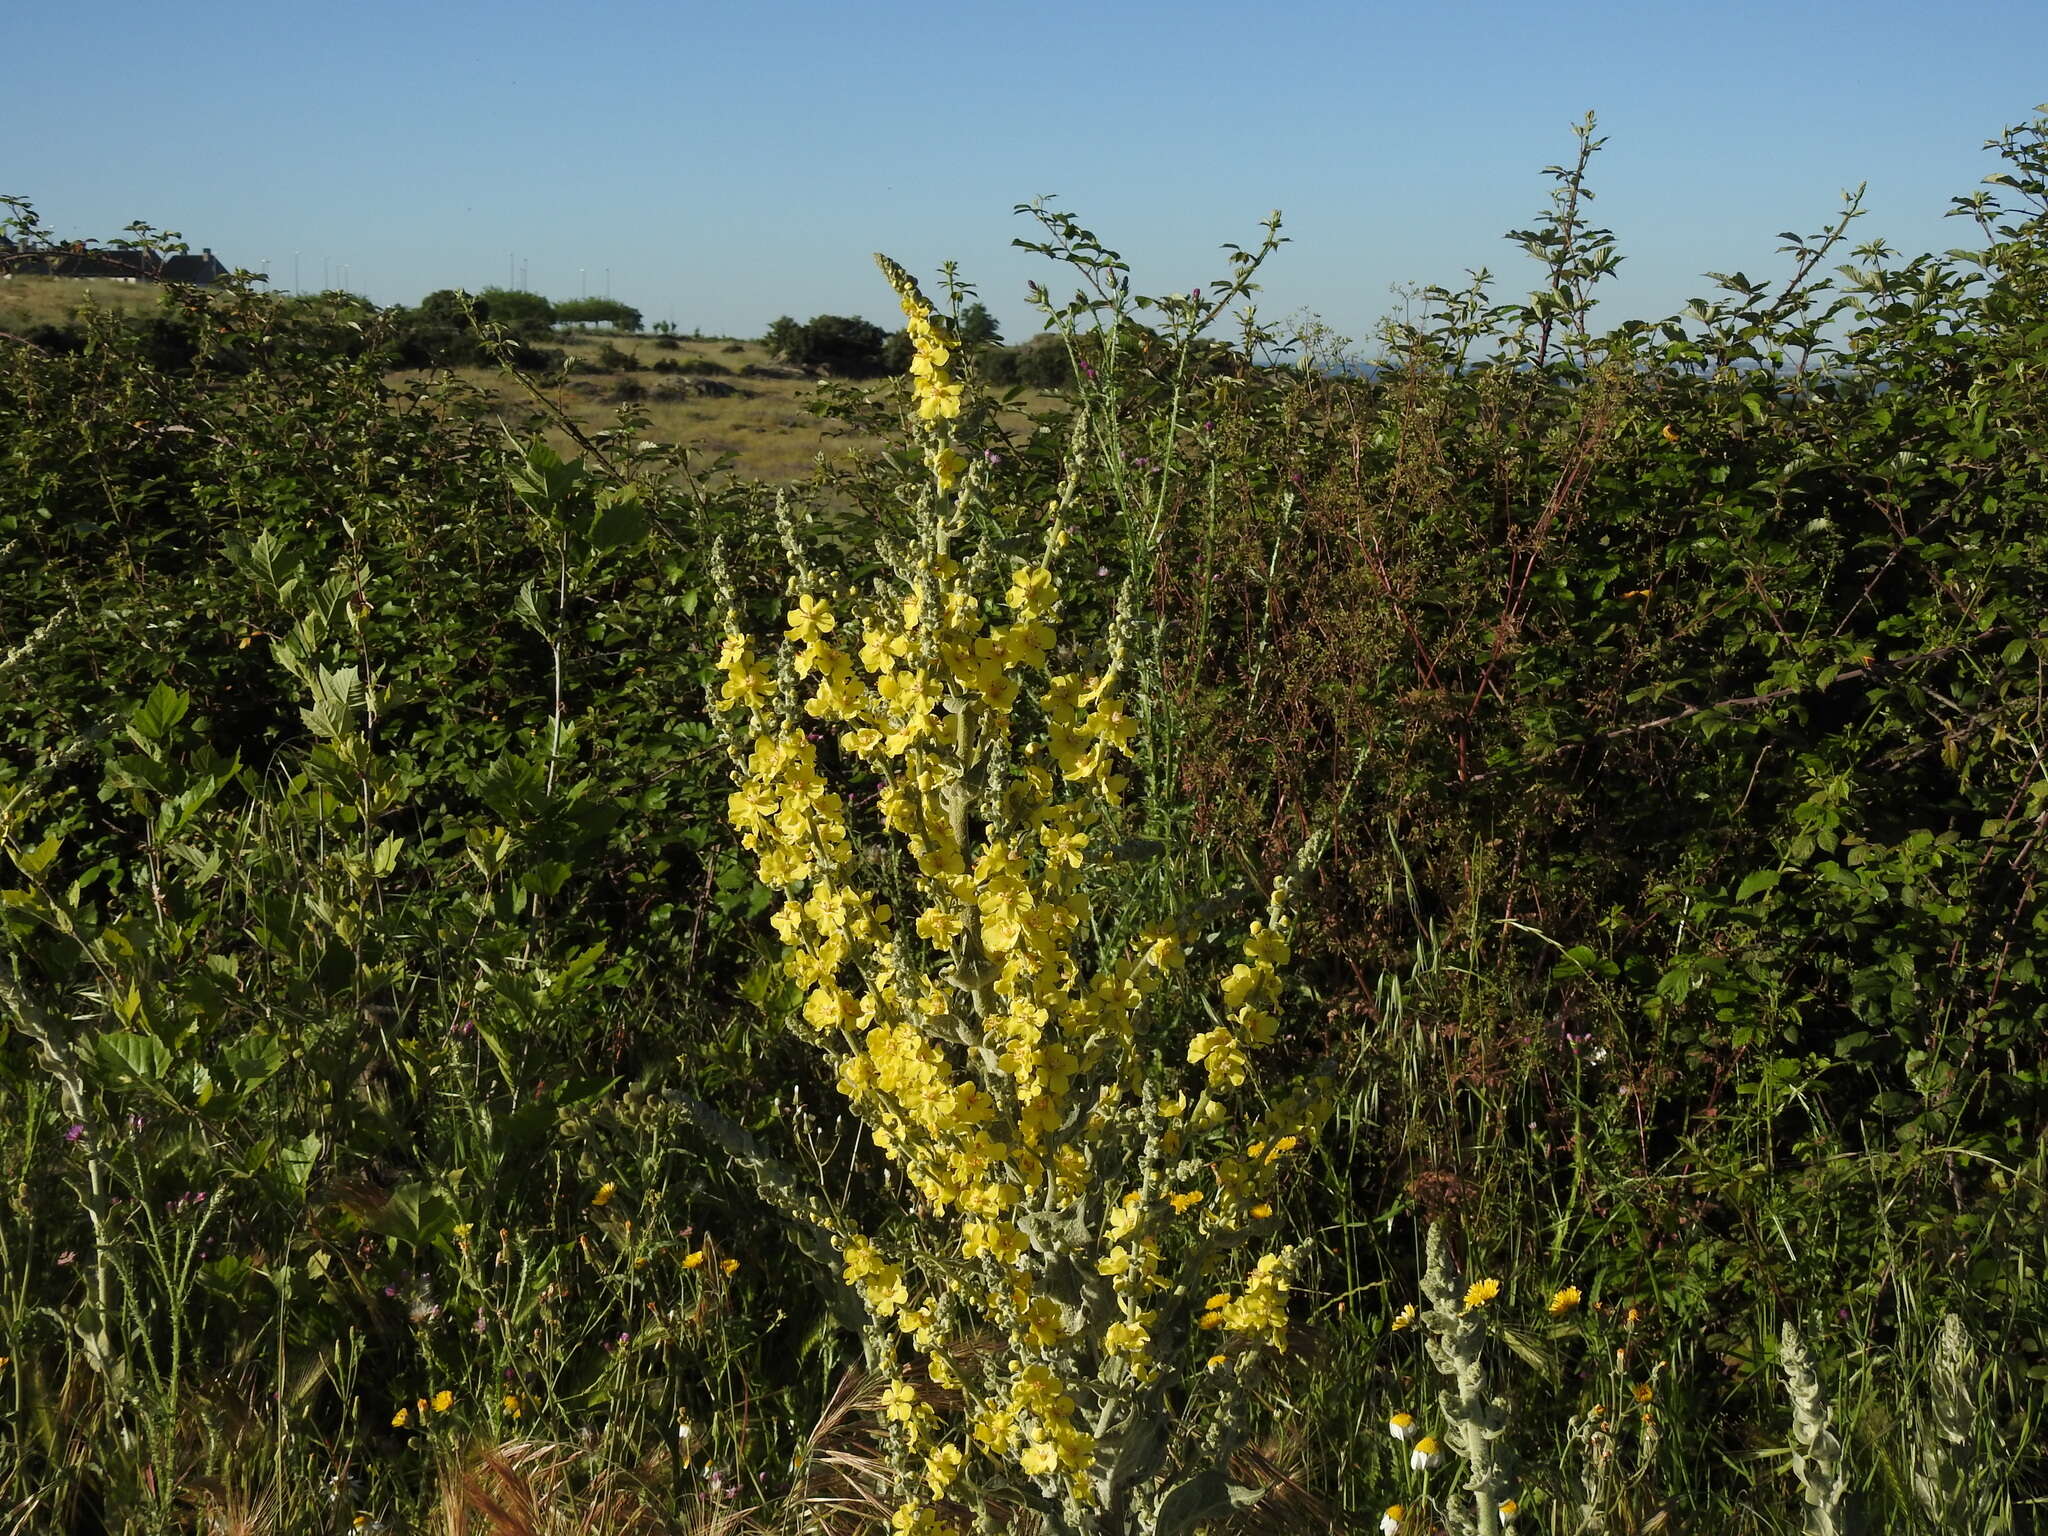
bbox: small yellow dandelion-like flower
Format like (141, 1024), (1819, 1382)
(503, 1393), (522, 1418)
(682, 1250), (707, 1270)
(720, 1257), (739, 1276)
(1625, 1305), (1642, 1327)
(431, 1389), (453, 1413)
(390, 1407), (410, 1428)
(1388, 1411), (1416, 1441)
(1206, 1353), (1229, 1370)
(1632, 1381), (1655, 1404)
(1391, 1303), (1416, 1332)
(1500, 1498), (1520, 1520)
(1380, 1506), (1405, 1536)
(1548, 1285), (1582, 1315)
(592, 1182), (616, 1208)
(1462, 1277), (1501, 1312)
(1410, 1435), (1442, 1471)
(1249, 1202), (1273, 1220)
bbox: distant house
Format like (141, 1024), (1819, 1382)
(160, 249), (229, 285)
(0, 237), (229, 286)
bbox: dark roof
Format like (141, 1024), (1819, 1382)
(161, 249), (229, 285)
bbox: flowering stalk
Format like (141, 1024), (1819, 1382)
(1419, 1225), (1514, 1536)
(1777, 1322), (1847, 1536)
(708, 255), (1326, 1536)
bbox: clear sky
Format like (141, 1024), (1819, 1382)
(10, 1), (2043, 346)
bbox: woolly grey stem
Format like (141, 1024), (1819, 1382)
(1778, 1322), (1848, 1536)
(1419, 1224), (1513, 1536)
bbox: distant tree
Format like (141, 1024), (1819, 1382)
(762, 315), (805, 363)
(419, 288), (486, 328)
(1010, 333), (1075, 390)
(554, 297), (642, 333)
(477, 287), (556, 335)
(956, 301), (1002, 348)
(767, 314), (890, 377)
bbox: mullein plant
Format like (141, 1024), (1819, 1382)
(707, 254), (1330, 1536)
(1909, 1314), (2012, 1535)
(1416, 1225), (1518, 1536)
(1778, 1322), (1848, 1536)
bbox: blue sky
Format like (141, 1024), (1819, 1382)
(11, 1), (2043, 345)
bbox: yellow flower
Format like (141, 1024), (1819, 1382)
(1632, 1381), (1655, 1404)
(390, 1407), (410, 1428)
(1249, 1202), (1273, 1220)
(682, 1250), (707, 1270)
(1409, 1435), (1442, 1471)
(1462, 1277), (1501, 1312)
(591, 1182), (615, 1208)
(1548, 1285), (1582, 1316)
(1500, 1498), (1520, 1520)
(785, 594), (836, 644)
(1387, 1411), (1416, 1441)
(721, 1257), (740, 1276)
(1380, 1508), (1405, 1536)
(881, 1380), (920, 1423)
(503, 1393), (522, 1418)
(927, 445), (967, 490)
(431, 1389), (453, 1413)
(1391, 1303), (1416, 1332)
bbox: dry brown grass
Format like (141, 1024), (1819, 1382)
(436, 332), (1064, 485)
(434, 1438), (765, 1536)
(0, 274), (163, 330)
(397, 333), (889, 485)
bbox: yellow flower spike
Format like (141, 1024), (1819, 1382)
(1462, 1277), (1502, 1312)
(1548, 1285), (1582, 1315)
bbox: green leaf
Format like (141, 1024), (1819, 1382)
(220, 1032), (286, 1089)
(11, 834), (62, 878)
(583, 487), (648, 555)
(1153, 1468), (1262, 1536)
(367, 1182), (459, 1248)
(128, 683), (190, 744)
(1735, 869), (1781, 903)
(95, 1030), (170, 1085)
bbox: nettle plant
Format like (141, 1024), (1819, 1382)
(708, 256), (1328, 1536)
